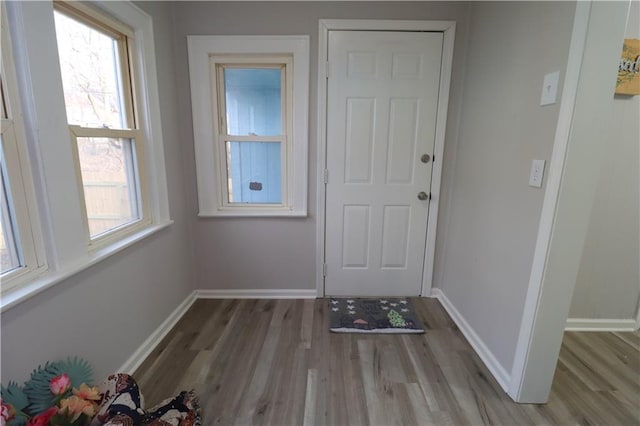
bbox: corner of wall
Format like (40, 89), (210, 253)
(431, 288), (511, 392)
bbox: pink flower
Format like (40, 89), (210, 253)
(50, 373), (71, 395)
(59, 395), (97, 422)
(26, 407), (57, 426)
(1, 401), (15, 422)
(73, 383), (101, 401)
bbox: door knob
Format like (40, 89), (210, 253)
(421, 154), (431, 163)
(418, 191), (429, 201)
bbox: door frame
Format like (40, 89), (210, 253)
(509, 0), (634, 402)
(315, 19), (456, 297)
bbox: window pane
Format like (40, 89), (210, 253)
(224, 68), (282, 136)
(76, 137), (140, 237)
(0, 141), (21, 275)
(226, 141), (281, 204)
(54, 11), (128, 129)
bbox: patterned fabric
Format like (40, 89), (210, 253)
(90, 374), (200, 426)
(329, 298), (425, 333)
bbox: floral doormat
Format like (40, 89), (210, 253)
(329, 298), (425, 333)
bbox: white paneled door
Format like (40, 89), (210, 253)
(325, 30), (443, 296)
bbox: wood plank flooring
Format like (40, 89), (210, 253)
(134, 299), (640, 425)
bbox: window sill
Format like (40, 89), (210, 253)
(0, 220), (173, 312)
(198, 210), (307, 218)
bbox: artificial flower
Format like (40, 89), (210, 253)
(0, 401), (15, 422)
(73, 383), (101, 401)
(26, 407), (57, 426)
(59, 395), (96, 422)
(50, 373), (71, 396)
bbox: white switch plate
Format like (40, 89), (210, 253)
(529, 159), (546, 188)
(540, 71), (560, 106)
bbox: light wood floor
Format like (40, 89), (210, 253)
(134, 298), (640, 425)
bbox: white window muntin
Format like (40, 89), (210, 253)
(54, 2), (152, 247)
(68, 125), (150, 246)
(211, 55), (293, 210)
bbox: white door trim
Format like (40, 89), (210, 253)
(509, 0), (632, 402)
(507, 2), (591, 401)
(315, 19), (456, 297)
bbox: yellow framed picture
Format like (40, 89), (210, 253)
(616, 39), (640, 95)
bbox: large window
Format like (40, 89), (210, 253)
(54, 2), (149, 242)
(1, 11), (46, 290)
(188, 36), (309, 217)
(1, 0), (170, 308)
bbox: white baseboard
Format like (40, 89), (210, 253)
(118, 291), (197, 374)
(195, 289), (317, 299)
(426, 288), (439, 298)
(431, 288), (511, 392)
(565, 318), (637, 332)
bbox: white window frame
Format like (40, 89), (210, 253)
(0, 7), (47, 291)
(1, 0), (171, 310)
(212, 56), (293, 210)
(54, 2), (152, 247)
(188, 35), (309, 217)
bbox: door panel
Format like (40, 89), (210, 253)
(345, 98), (375, 184)
(325, 30), (443, 296)
(380, 205), (411, 268)
(342, 205), (371, 268)
(386, 98), (419, 184)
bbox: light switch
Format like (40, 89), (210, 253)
(540, 71), (560, 106)
(529, 160), (546, 188)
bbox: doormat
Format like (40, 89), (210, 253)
(329, 298), (425, 334)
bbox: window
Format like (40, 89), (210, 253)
(214, 57), (292, 207)
(1, 10), (46, 290)
(54, 2), (149, 242)
(1, 1), (170, 307)
(188, 36), (309, 217)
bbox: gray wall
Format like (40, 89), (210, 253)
(569, 0), (640, 321)
(0, 2), (195, 383)
(512, 1), (632, 401)
(174, 0), (579, 375)
(435, 1), (576, 371)
(171, 1), (472, 291)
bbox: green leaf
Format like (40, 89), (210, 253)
(50, 408), (75, 426)
(22, 357), (93, 415)
(71, 413), (92, 426)
(22, 362), (58, 415)
(54, 357), (93, 390)
(1, 381), (29, 411)
(8, 414), (28, 426)
(5, 358), (93, 417)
